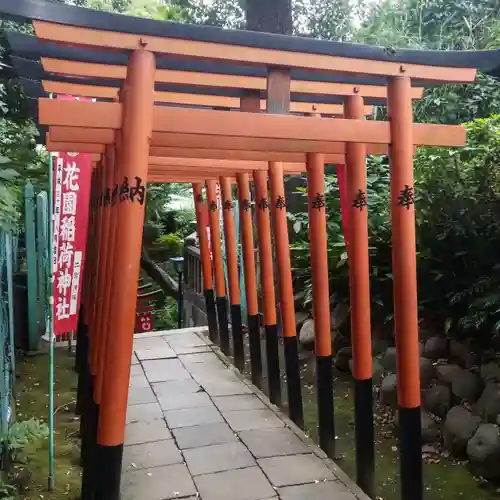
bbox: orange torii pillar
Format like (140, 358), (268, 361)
(192, 183), (219, 343)
(81, 158), (106, 500)
(94, 49), (155, 500)
(388, 76), (423, 500)
(94, 142), (119, 406)
(84, 150), (113, 500)
(266, 67), (304, 427)
(78, 166), (98, 496)
(83, 143), (119, 500)
(237, 172), (262, 387)
(269, 163), (304, 427)
(345, 95), (375, 497)
(206, 179), (231, 355)
(76, 165), (96, 414)
(220, 176), (245, 370)
(90, 134), (122, 500)
(253, 170), (281, 405)
(306, 153), (335, 456)
(239, 95), (263, 387)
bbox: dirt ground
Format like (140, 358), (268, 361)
(12, 347), (81, 500)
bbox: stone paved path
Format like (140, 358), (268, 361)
(123, 327), (366, 500)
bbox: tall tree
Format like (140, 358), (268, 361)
(245, 0), (292, 34)
(293, 0), (357, 41)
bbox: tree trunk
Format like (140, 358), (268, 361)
(140, 248), (179, 299)
(245, 0), (292, 34)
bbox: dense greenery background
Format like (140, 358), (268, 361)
(2, 0), (500, 343)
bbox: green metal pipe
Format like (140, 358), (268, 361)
(48, 157), (55, 491)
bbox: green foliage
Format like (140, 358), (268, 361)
(154, 296), (179, 330)
(150, 233), (184, 262)
(413, 116), (500, 342)
(168, 208), (196, 239)
(293, 0), (358, 40)
(7, 418), (49, 462)
(0, 480), (16, 500)
(0, 19), (49, 232)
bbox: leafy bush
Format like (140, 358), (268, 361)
(154, 297), (179, 330)
(148, 233), (183, 262)
(7, 418), (49, 462)
(0, 480), (16, 500)
(414, 115), (500, 343)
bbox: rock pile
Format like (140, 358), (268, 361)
(377, 336), (500, 480)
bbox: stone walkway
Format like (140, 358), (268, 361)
(123, 327), (367, 500)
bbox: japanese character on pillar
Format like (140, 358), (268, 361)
(311, 193), (326, 211)
(111, 183), (119, 205)
(275, 195), (287, 210)
(103, 187), (111, 206)
(397, 184), (415, 209)
(119, 176), (130, 202)
(352, 189), (367, 211)
(130, 176), (146, 205)
(258, 198), (269, 211)
(241, 199), (251, 212)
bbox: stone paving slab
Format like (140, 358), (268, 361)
(194, 467), (277, 500)
(223, 409), (285, 431)
(238, 427), (310, 458)
(122, 328), (365, 500)
(125, 419), (172, 446)
(136, 346), (177, 360)
(213, 394), (267, 412)
(126, 402), (163, 424)
(164, 405), (224, 429)
(157, 390), (212, 411)
(279, 481), (355, 500)
(184, 441), (256, 475)
(128, 386), (157, 406)
(142, 358), (191, 383)
(172, 422), (238, 450)
(258, 454), (336, 487)
(123, 439), (182, 471)
(121, 463), (197, 500)
(151, 378), (201, 397)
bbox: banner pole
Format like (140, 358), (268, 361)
(48, 153), (55, 491)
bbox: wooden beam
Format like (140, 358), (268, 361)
(46, 136), (105, 153)
(40, 100), (466, 147)
(146, 160), (305, 173)
(47, 136), (346, 162)
(148, 147), (345, 163)
(41, 80), (373, 115)
(34, 21), (476, 83)
(147, 167), (304, 177)
(148, 175), (237, 184)
(41, 61), (424, 100)
(49, 126), (393, 155)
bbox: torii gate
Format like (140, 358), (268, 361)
(2, 1), (499, 499)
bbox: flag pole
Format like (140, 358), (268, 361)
(48, 152), (55, 491)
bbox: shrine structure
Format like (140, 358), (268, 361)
(1, 1), (499, 499)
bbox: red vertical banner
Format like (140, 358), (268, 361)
(52, 151), (92, 334)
